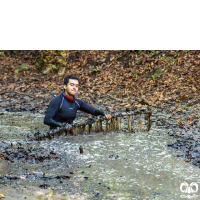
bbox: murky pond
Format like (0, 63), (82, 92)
(0, 111), (200, 199)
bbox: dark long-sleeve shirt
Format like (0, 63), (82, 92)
(44, 92), (104, 129)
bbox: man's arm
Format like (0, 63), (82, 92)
(77, 99), (103, 115)
(44, 98), (62, 127)
(77, 99), (112, 120)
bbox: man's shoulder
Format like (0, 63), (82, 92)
(74, 98), (95, 108)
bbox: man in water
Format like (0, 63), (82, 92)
(44, 74), (112, 129)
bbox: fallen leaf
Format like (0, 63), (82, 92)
(180, 95), (185, 100)
(189, 115), (194, 119)
(0, 192), (5, 198)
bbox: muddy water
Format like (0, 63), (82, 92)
(0, 111), (200, 199)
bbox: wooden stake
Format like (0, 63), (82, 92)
(128, 115), (132, 131)
(85, 124), (90, 134)
(116, 117), (121, 131)
(146, 111), (152, 131)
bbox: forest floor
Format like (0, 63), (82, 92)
(0, 50), (200, 199)
(0, 50), (200, 167)
(0, 50), (200, 113)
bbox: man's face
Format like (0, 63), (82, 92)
(64, 79), (79, 97)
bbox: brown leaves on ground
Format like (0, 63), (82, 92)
(0, 50), (200, 112)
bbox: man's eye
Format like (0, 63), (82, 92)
(70, 84), (78, 87)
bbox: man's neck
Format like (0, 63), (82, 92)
(64, 90), (73, 98)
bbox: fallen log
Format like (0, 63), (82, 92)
(34, 109), (152, 141)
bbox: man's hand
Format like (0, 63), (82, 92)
(65, 124), (72, 131)
(105, 114), (112, 120)
(66, 127), (72, 131)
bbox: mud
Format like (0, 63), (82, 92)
(0, 103), (200, 199)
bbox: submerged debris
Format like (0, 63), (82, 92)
(0, 145), (60, 163)
(168, 138), (200, 167)
(79, 146), (83, 154)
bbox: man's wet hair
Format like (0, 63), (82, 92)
(64, 74), (79, 85)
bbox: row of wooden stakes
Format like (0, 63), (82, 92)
(34, 109), (152, 141)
